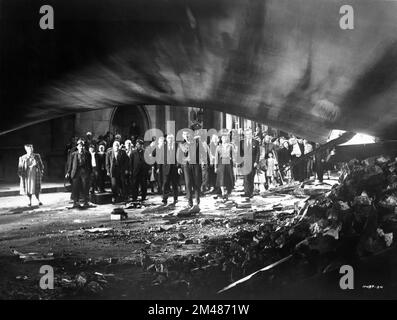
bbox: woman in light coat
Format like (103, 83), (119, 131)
(18, 144), (44, 206)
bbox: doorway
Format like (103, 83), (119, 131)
(110, 106), (150, 140)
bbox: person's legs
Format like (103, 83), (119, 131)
(201, 164), (209, 192)
(247, 169), (255, 196)
(307, 159), (313, 179)
(115, 174), (124, 200)
(156, 169), (163, 194)
(243, 174), (249, 195)
(208, 164), (216, 191)
(71, 175), (81, 206)
(141, 172), (148, 201)
(89, 169), (96, 194)
(27, 194), (32, 206)
(131, 174), (139, 201)
(111, 176), (118, 200)
(317, 163), (324, 183)
(81, 174), (90, 205)
(171, 175), (179, 203)
(162, 174), (170, 204)
(34, 193), (42, 205)
(120, 174), (127, 201)
(264, 175), (269, 190)
(267, 176), (273, 188)
(193, 165), (201, 205)
(220, 186), (227, 200)
(183, 165), (193, 207)
(97, 169), (105, 192)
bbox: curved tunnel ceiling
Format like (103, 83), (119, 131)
(1, 0), (397, 142)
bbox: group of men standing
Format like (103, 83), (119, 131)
(65, 138), (150, 208)
(64, 126), (283, 210)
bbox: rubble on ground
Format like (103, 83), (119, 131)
(2, 156), (397, 299)
(136, 157), (397, 297)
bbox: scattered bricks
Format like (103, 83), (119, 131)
(177, 233), (186, 241)
(337, 201), (350, 212)
(86, 281), (103, 294)
(75, 274), (87, 287)
(238, 212), (256, 220)
(149, 226), (165, 233)
(198, 218), (212, 227)
(385, 233), (394, 247)
(236, 203), (252, 209)
(110, 208), (128, 221)
(384, 195), (397, 207)
(353, 193), (372, 206)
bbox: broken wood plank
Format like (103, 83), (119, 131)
(217, 254), (293, 294)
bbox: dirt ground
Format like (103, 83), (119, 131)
(0, 179), (395, 300)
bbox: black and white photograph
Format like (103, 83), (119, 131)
(1, 0), (397, 305)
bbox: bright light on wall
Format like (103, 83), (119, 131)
(328, 129), (376, 145)
(341, 133), (376, 145)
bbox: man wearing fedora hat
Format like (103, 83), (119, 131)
(106, 140), (129, 203)
(65, 139), (92, 208)
(131, 138), (150, 202)
(178, 128), (202, 211)
(241, 128), (260, 198)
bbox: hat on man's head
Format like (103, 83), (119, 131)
(136, 138), (144, 145)
(190, 121), (202, 131)
(219, 129), (230, 137)
(76, 139), (84, 146)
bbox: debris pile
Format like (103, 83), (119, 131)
(300, 157), (397, 259)
(139, 157), (397, 297)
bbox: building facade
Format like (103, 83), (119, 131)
(1, 105), (265, 182)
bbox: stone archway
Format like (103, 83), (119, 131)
(109, 106), (151, 140)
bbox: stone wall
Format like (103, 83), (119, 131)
(74, 108), (114, 137)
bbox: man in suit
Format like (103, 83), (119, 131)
(88, 144), (99, 194)
(106, 140), (129, 203)
(96, 143), (107, 192)
(241, 128), (260, 198)
(314, 143), (326, 183)
(178, 129), (202, 209)
(161, 134), (179, 205)
(290, 136), (303, 182)
(155, 136), (165, 194)
(131, 139), (150, 202)
(65, 140), (92, 208)
(124, 139), (134, 198)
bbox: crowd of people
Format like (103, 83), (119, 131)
(17, 123), (337, 209)
(60, 124), (337, 210)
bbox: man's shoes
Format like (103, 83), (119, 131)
(172, 199), (178, 205)
(72, 203), (80, 209)
(162, 199), (167, 205)
(82, 202), (90, 208)
(190, 205), (200, 214)
(38, 202), (43, 206)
